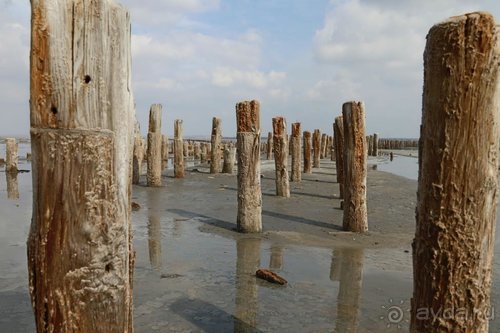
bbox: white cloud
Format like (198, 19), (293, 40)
(211, 67), (286, 88)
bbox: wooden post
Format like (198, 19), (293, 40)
(313, 129), (321, 168)
(5, 138), (18, 173)
(411, 12), (500, 333)
(200, 143), (207, 163)
(266, 131), (273, 160)
(147, 104), (162, 186)
(330, 135), (335, 161)
(28, 0), (134, 331)
(174, 120), (184, 178)
(183, 141), (189, 158)
(210, 117), (222, 173)
(367, 135), (373, 156)
(272, 117), (290, 197)
(222, 147), (236, 174)
(161, 134), (168, 169)
(334, 117), (345, 200)
(342, 102), (368, 232)
(303, 131), (312, 174)
(372, 133), (378, 156)
(320, 133), (326, 159)
(6, 172), (19, 199)
(236, 100), (262, 233)
(290, 122), (301, 182)
(132, 121), (144, 185)
(193, 142), (201, 161)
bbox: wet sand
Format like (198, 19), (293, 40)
(1, 154), (499, 332)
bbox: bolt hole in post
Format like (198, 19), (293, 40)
(84, 75), (92, 84)
(50, 106), (58, 115)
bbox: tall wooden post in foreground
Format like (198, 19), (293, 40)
(174, 120), (184, 178)
(28, 0), (135, 331)
(147, 104), (162, 186)
(342, 102), (367, 232)
(411, 12), (500, 333)
(210, 117), (222, 173)
(236, 100), (262, 233)
(313, 129), (321, 168)
(334, 117), (345, 200)
(5, 138), (18, 173)
(290, 122), (301, 182)
(303, 131), (312, 173)
(272, 117), (290, 197)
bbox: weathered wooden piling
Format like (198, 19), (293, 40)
(6, 172), (19, 199)
(28, 0), (135, 331)
(161, 135), (168, 169)
(411, 12), (500, 333)
(266, 131), (273, 160)
(174, 120), (185, 178)
(367, 135), (373, 156)
(329, 135), (335, 161)
(222, 147), (236, 174)
(147, 104), (162, 186)
(319, 133), (326, 159)
(272, 117), (290, 197)
(313, 129), (321, 168)
(290, 122), (301, 182)
(236, 100), (262, 233)
(193, 142), (201, 161)
(132, 122), (144, 184)
(342, 102), (368, 232)
(183, 141), (189, 158)
(210, 117), (222, 173)
(5, 138), (18, 173)
(200, 143), (207, 163)
(372, 133), (378, 156)
(334, 117), (345, 200)
(303, 131), (312, 173)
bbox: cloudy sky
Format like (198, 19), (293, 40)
(2, 0), (500, 138)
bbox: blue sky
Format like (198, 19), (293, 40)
(1, 0), (500, 138)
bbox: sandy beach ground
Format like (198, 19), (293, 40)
(1, 149), (499, 332)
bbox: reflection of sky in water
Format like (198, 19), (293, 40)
(376, 155), (418, 180)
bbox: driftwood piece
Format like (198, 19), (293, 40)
(256, 268), (287, 285)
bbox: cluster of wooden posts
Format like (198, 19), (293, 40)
(23, 1), (500, 332)
(378, 138), (418, 149)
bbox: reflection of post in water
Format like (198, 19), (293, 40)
(269, 245), (284, 271)
(335, 248), (364, 333)
(147, 191), (162, 271)
(235, 238), (261, 332)
(329, 249), (341, 282)
(6, 171), (19, 199)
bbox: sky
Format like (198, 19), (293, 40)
(1, 0), (500, 138)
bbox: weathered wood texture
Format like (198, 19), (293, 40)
(132, 121), (144, 184)
(313, 129), (321, 168)
(320, 133), (327, 159)
(290, 122), (301, 182)
(222, 147), (236, 174)
(6, 172), (19, 199)
(411, 12), (500, 333)
(174, 120), (184, 178)
(372, 133), (378, 156)
(236, 100), (262, 233)
(342, 102), (368, 232)
(334, 117), (345, 200)
(266, 131), (273, 160)
(193, 142), (201, 160)
(367, 135), (373, 156)
(272, 117), (290, 197)
(161, 134), (168, 169)
(303, 131), (312, 173)
(28, 1), (135, 332)
(210, 117), (222, 173)
(5, 138), (18, 172)
(147, 104), (162, 186)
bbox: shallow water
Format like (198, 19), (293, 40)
(1, 154), (499, 332)
(374, 155), (418, 181)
